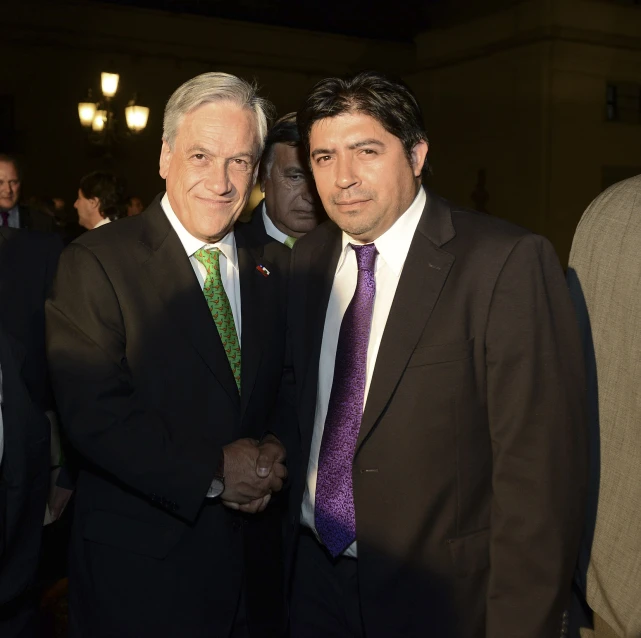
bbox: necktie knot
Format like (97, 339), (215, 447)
(284, 236), (297, 249)
(193, 247), (221, 275)
(350, 243), (377, 273)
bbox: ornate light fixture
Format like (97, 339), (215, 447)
(78, 72), (149, 147)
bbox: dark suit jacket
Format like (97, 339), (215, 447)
(0, 228), (62, 411)
(18, 206), (55, 234)
(0, 327), (50, 609)
(243, 202), (281, 245)
(287, 190), (588, 638)
(46, 195), (291, 638)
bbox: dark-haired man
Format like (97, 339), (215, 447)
(286, 71), (587, 638)
(74, 171), (125, 230)
(0, 154), (54, 232)
(250, 113), (323, 248)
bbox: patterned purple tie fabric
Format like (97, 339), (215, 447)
(315, 242), (378, 557)
(0, 211), (8, 227)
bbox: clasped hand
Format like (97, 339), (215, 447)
(221, 434), (287, 514)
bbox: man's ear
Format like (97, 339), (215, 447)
(411, 140), (429, 177)
(159, 140), (172, 179)
(89, 197), (101, 212)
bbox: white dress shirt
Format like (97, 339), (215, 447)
(300, 186), (426, 558)
(161, 193), (242, 340)
(93, 217), (111, 230)
(260, 201), (288, 245)
(4, 205), (19, 229)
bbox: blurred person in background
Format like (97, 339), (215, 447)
(126, 195), (144, 217)
(74, 171), (125, 230)
(0, 154), (54, 233)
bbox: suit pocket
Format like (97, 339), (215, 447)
(83, 509), (184, 559)
(447, 528), (490, 576)
(407, 338), (474, 368)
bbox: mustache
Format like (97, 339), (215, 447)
(330, 190), (376, 206)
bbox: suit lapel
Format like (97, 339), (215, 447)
(236, 224), (275, 418)
(356, 193), (456, 451)
(139, 199), (240, 409)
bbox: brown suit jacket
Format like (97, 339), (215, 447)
(287, 190), (588, 638)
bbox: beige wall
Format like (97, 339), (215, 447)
(406, 0), (641, 263)
(546, 0), (641, 261)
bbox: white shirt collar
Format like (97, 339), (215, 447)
(337, 186), (426, 276)
(161, 193), (238, 270)
(261, 201), (289, 244)
(93, 217), (111, 229)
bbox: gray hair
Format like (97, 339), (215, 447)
(163, 72), (274, 157)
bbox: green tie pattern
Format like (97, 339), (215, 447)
(284, 236), (297, 249)
(193, 247), (241, 392)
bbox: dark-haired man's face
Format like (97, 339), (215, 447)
(74, 189), (102, 230)
(309, 112), (427, 243)
(262, 143), (323, 238)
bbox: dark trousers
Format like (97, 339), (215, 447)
(289, 529), (364, 638)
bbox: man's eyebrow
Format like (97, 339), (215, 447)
(311, 147), (335, 158)
(186, 146), (255, 159)
(186, 145), (212, 155)
(310, 139), (385, 158)
(348, 139), (385, 150)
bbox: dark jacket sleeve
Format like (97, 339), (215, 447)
(484, 234), (588, 637)
(46, 243), (219, 522)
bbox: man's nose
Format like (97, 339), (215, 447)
(335, 157), (359, 190)
(206, 161), (233, 195)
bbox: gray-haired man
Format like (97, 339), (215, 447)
(46, 72), (291, 638)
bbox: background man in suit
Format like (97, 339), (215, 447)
(567, 175), (641, 638)
(46, 72), (290, 638)
(286, 71), (588, 638)
(248, 112), (323, 248)
(0, 155), (54, 233)
(0, 325), (50, 637)
(0, 226), (71, 522)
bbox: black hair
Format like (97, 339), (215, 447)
(297, 70), (430, 175)
(79, 171), (125, 221)
(259, 112), (301, 182)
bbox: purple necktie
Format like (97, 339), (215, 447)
(0, 211), (8, 227)
(315, 242), (378, 557)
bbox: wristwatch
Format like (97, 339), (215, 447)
(206, 451), (225, 499)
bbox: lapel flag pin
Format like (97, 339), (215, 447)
(256, 264), (270, 278)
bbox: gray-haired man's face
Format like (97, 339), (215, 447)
(159, 101), (259, 243)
